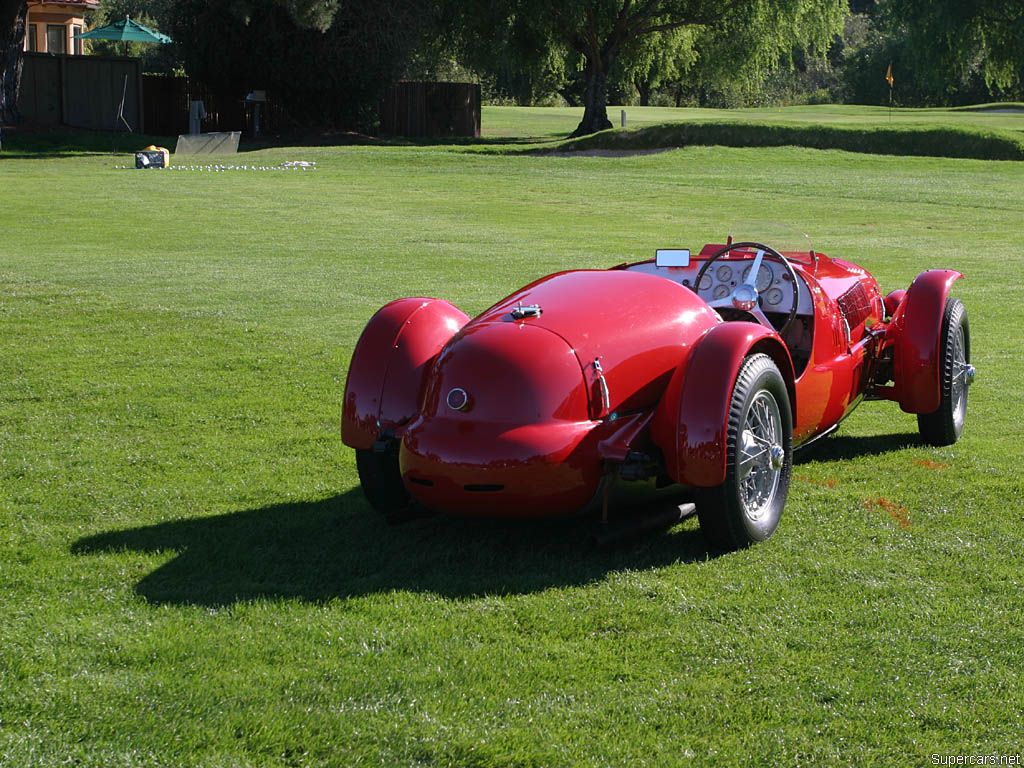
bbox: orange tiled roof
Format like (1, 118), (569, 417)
(29, 0), (102, 9)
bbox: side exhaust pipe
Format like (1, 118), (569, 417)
(589, 502), (696, 548)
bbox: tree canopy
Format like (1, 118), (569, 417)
(163, 0), (433, 130)
(890, 0), (1023, 92)
(3, 0), (1024, 133)
(840, 0), (1023, 106)
(441, 0), (849, 135)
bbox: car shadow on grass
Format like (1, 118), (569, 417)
(71, 490), (717, 606)
(795, 431), (923, 465)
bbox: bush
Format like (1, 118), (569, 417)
(554, 121), (1024, 161)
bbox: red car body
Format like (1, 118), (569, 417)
(342, 239), (972, 548)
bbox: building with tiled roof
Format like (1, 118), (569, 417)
(23, 0), (101, 55)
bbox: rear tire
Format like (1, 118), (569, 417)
(697, 354), (792, 550)
(917, 297), (970, 447)
(355, 445), (413, 520)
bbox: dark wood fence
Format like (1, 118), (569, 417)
(18, 52), (142, 130)
(19, 64), (471, 138)
(379, 82), (481, 138)
(143, 76), (284, 137)
(16, 55), (279, 136)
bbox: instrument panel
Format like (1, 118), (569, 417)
(625, 257), (813, 315)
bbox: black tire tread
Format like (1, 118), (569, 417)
(697, 353), (792, 550)
(356, 446), (412, 518)
(917, 297), (969, 447)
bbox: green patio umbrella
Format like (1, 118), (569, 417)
(75, 17), (172, 56)
(75, 17), (172, 134)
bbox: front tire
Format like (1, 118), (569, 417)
(697, 354), (792, 550)
(917, 297), (970, 447)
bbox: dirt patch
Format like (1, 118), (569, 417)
(864, 496), (911, 531)
(794, 473), (838, 488)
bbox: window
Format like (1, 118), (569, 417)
(26, 23), (37, 52)
(72, 25), (82, 55)
(46, 24), (66, 54)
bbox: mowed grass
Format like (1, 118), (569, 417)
(2, 120), (1024, 766)
(482, 103), (1024, 140)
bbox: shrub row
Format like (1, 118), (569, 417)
(554, 121), (1024, 161)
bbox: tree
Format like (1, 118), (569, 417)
(840, 0), (1023, 106)
(164, 0), (434, 130)
(0, 0), (27, 123)
(612, 26), (698, 106)
(884, 0), (1023, 95)
(444, 0), (847, 136)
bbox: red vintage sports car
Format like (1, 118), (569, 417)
(341, 233), (973, 549)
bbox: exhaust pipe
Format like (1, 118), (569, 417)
(589, 502), (696, 548)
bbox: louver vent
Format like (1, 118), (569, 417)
(837, 282), (872, 329)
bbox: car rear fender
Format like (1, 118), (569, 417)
(341, 298), (469, 449)
(651, 322), (795, 488)
(887, 270), (963, 414)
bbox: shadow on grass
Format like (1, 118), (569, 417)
(1, 127), (558, 159)
(795, 431), (922, 465)
(72, 490), (715, 606)
(0, 128), (177, 159)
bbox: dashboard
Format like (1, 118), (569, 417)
(623, 257), (813, 316)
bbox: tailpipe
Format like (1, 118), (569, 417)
(589, 502), (696, 548)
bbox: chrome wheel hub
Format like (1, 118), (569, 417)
(737, 390), (784, 522)
(951, 325), (972, 427)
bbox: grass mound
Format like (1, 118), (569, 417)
(952, 101), (1024, 112)
(553, 120), (1024, 160)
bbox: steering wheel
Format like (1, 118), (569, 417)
(693, 241), (801, 337)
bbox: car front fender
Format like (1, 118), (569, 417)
(888, 269), (963, 414)
(341, 298), (469, 450)
(651, 322), (795, 488)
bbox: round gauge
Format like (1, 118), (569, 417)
(716, 265), (733, 282)
(743, 263), (774, 291)
(765, 287), (784, 306)
(698, 274), (713, 291)
(713, 284), (731, 300)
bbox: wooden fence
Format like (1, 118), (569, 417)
(379, 82), (481, 138)
(16, 55), (279, 136)
(142, 76), (284, 137)
(18, 52), (142, 131)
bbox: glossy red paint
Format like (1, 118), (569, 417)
(341, 298), (469, 450)
(401, 418), (602, 517)
(401, 320), (595, 516)
(476, 270), (721, 418)
(652, 321), (793, 487)
(887, 269), (963, 413)
(784, 256), (882, 442)
(884, 289), (906, 318)
(343, 239), (967, 523)
(398, 270), (719, 517)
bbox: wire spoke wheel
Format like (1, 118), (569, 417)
(738, 390), (784, 522)
(918, 297), (972, 446)
(697, 353), (792, 550)
(951, 324), (968, 426)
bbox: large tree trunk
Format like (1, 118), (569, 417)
(635, 77), (651, 107)
(571, 57), (614, 137)
(0, 0), (28, 124)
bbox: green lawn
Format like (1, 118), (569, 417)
(2, 112), (1023, 766)
(482, 103), (1024, 140)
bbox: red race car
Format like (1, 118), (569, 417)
(342, 232), (973, 549)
